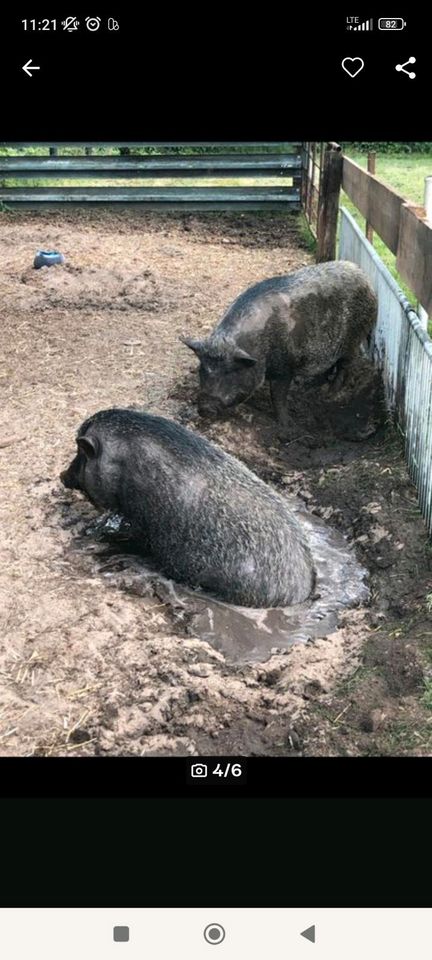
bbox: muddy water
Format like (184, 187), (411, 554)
(71, 501), (369, 665)
(184, 503), (369, 663)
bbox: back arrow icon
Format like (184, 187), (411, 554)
(301, 925), (316, 943)
(22, 59), (40, 77)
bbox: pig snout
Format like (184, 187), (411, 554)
(197, 396), (223, 418)
(60, 467), (78, 490)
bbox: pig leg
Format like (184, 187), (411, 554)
(85, 511), (133, 542)
(327, 355), (352, 393)
(269, 376), (300, 440)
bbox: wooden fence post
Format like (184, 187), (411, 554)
(366, 151), (376, 242)
(316, 142), (343, 262)
(418, 174), (432, 328)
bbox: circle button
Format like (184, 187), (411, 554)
(204, 924), (226, 945)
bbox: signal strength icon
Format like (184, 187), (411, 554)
(347, 18), (373, 30)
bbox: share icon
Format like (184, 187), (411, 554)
(395, 57), (416, 79)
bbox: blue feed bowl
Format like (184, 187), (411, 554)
(34, 250), (65, 269)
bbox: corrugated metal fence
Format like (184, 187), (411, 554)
(340, 207), (432, 534)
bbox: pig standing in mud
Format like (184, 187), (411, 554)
(181, 260), (377, 435)
(60, 408), (315, 608)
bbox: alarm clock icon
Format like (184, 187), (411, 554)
(85, 17), (101, 31)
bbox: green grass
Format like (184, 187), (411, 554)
(422, 678), (432, 711)
(340, 149), (432, 308)
(344, 150), (432, 202)
(297, 215), (317, 253)
(0, 176), (292, 189)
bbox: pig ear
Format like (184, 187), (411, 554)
(77, 436), (100, 459)
(179, 335), (205, 356)
(233, 347), (257, 366)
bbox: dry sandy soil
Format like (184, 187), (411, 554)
(1, 208), (431, 757)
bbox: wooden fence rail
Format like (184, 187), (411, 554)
(0, 186), (301, 209)
(1, 142), (300, 150)
(342, 156), (432, 316)
(0, 144), (303, 211)
(0, 153), (302, 179)
(342, 157), (405, 254)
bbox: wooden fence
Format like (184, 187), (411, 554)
(303, 143), (432, 317)
(1, 140), (431, 315)
(0, 143), (303, 211)
(301, 142), (325, 235)
(342, 155), (432, 316)
(1, 139), (431, 528)
(302, 142), (343, 261)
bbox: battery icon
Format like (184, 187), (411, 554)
(378, 18), (407, 29)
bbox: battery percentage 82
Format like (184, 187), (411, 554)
(378, 18), (407, 30)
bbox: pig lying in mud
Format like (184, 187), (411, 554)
(181, 261), (377, 432)
(60, 408), (315, 608)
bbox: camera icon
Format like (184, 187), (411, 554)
(191, 763), (208, 778)
(85, 17), (101, 31)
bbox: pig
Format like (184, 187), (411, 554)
(60, 408), (315, 608)
(180, 260), (377, 432)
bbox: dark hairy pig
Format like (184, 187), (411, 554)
(60, 408), (315, 608)
(181, 260), (377, 428)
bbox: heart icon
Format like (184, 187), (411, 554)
(342, 57), (365, 77)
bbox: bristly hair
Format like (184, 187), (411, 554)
(199, 335), (236, 359)
(75, 407), (229, 465)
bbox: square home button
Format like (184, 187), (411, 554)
(113, 927), (130, 943)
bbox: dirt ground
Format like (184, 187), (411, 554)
(1, 208), (432, 757)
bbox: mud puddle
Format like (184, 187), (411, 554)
(62, 499), (369, 665)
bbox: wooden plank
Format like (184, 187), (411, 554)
(0, 153), (302, 168)
(367, 176), (405, 254)
(300, 144), (307, 208)
(342, 157), (405, 254)
(0, 154), (301, 178)
(316, 144), (343, 261)
(0, 170), (297, 181)
(0, 185), (300, 203)
(0, 186), (299, 199)
(365, 151), (376, 242)
(397, 204), (432, 316)
(308, 143), (316, 223)
(0, 141), (302, 151)
(0, 201), (302, 212)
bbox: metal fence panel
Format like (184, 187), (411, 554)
(0, 144), (302, 209)
(339, 206), (432, 535)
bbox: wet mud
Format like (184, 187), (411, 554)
(1, 209), (431, 757)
